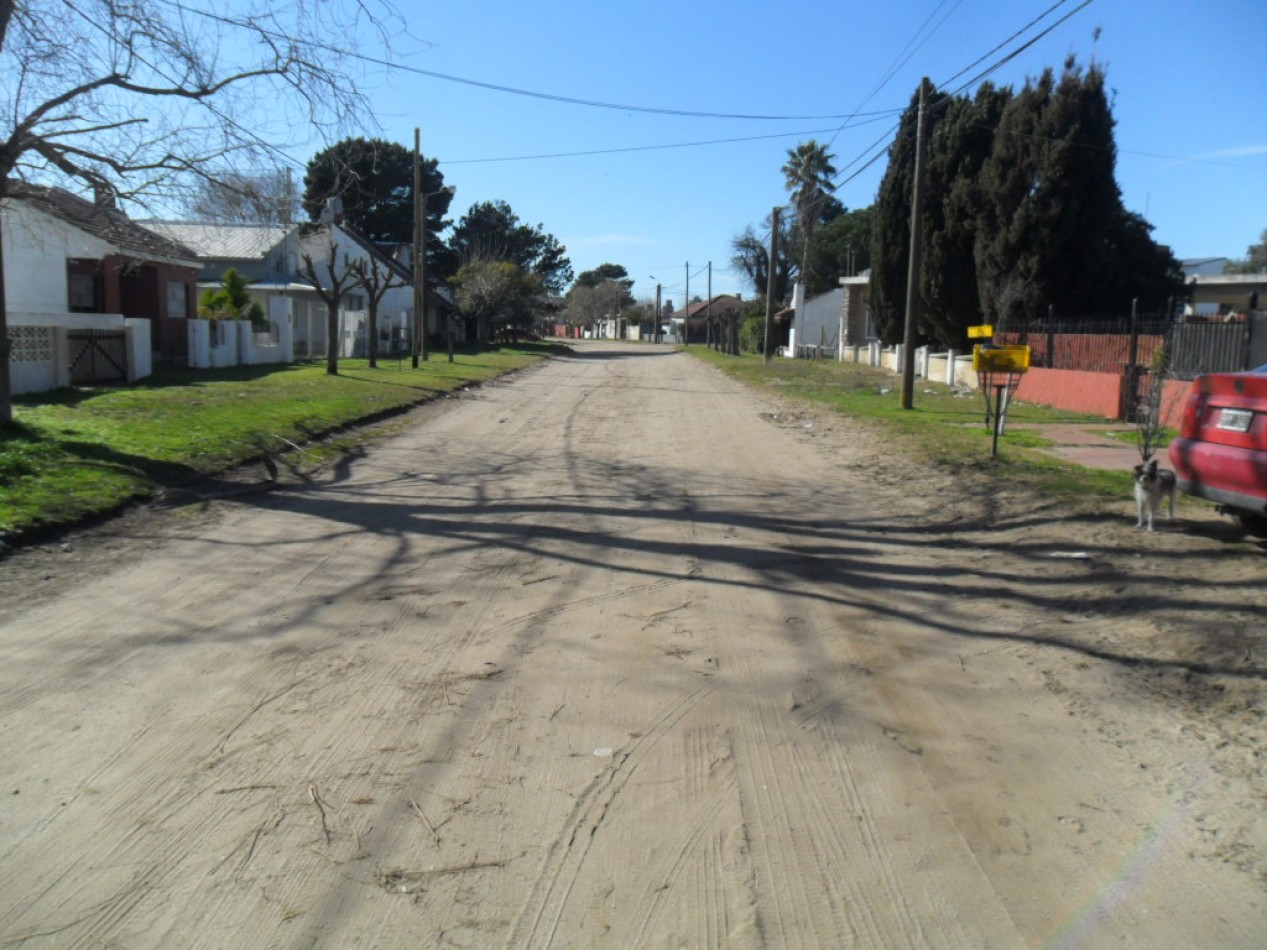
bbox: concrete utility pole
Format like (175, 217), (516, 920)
(412, 127), (427, 366)
(901, 79), (929, 409)
(763, 206), (781, 364)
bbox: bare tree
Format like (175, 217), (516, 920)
(563, 280), (628, 333)
(183, 169), (301, 225)
(349, 256), (408, 368)
(300, 233), (359, 377)
(0, 0), (401, 423)
(989, 269), (1037, 334)
(1136, 343), (1182, 463)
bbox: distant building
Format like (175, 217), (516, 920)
(1181, 257), (1230, 278)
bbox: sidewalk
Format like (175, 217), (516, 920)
(1024, 423), (1150, 471)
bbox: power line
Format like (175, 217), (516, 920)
(861, 0), (966, 109)
(157, 0), (902, 123)
(945, 0), (1097, 95)
(823, 0), (1097, 197)
(446, 114), (898, 165)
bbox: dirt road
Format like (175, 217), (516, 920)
(2, 341), (1265, 948)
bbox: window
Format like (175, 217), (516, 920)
(69, 272), (98, 311)
(167, 282), (188, 319)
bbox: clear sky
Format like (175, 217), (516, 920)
(307, 0), (1267, 306)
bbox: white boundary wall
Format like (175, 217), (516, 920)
(7, 311), (150, 395)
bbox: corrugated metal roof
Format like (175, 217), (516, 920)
(139, 221), (292, 261)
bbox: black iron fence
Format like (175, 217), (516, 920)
(997, 312), (1266, 380)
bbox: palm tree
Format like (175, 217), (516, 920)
(781, 140), (838, 286)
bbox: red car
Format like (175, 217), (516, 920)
(1170, 367), (1267, 531)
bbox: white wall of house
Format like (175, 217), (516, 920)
(1, 200), (115, 311)
(301, 225), (418, 355)
(789, 287), (844, 358)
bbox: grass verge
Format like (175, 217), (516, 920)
(0, 345), (560, 541)
(688, 348), (1141, 504)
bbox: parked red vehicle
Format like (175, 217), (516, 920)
(1170, 367), (1267, 531)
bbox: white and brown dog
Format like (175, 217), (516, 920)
(1133, 458), (1176, 531)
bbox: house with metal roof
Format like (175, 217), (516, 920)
(3, 182), (200, 385)
(141, 218), (329, 358)
(139, 220), (301, 285)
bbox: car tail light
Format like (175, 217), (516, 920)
(1179, 391), (1204, 438)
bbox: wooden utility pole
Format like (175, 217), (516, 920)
(411, 127), (427, 366)
(683, 262), (689, 347)
(706, 261), (713, 349)
(901, 79), (929, 409)
(763, 207), (781, 364)
(655, 284), (662, 344)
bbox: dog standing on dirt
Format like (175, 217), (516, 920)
(1134, 458), (1176, 531)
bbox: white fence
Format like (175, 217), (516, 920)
(7, 311), (151, 395)
(839, 343), (978, 389)
(186, 297), (294, 368)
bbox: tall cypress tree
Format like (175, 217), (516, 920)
(873, 60), (1180, 337)
(922, 83), (1011, 345)
(976, 60), (1120, 323)
(870, 83), (950, 344)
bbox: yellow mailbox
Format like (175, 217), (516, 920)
(972, 344), (1031, 374)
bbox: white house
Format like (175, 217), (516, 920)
(142, 219), (326, 359)
(2, 183), (201, 393)
(299, 216), (454, 359)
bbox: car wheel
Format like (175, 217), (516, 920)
(1236, 513), (1267, 536)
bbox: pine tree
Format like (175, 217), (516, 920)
(872, 60), (1180, 337)
(198, 268), (265, 326)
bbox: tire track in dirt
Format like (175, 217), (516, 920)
(615, 725), (748, 949)
(6, 344), (1267, 948)
(277, 350), (672, 946)
(508, 683), (716, 948)
(643, 364), (1024, 948)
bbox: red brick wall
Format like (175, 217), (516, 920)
(1158, 378), (1192, 429)
(1014, 368), (1123, 418)
(997, 331), (1166, 373)
(1013, 367), (1191, 428)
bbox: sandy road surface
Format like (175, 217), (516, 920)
(1, 341), (1265, 948)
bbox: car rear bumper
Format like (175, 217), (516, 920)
(1171, 438), (1267, 514)
(1174, 478), (1267, 515)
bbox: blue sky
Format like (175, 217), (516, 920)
(320, 0), (1266, 305)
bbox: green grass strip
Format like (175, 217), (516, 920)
(689, 348), (1140, 503)
(0, 346), (557, 539)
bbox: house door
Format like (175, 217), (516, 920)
(67, 330), (128, 385)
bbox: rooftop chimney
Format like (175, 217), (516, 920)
(93, 184), (117, 210)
